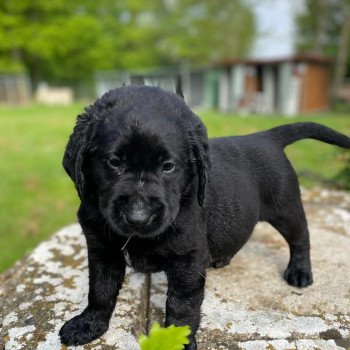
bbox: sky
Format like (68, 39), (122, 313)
(248, 0), (305, 59)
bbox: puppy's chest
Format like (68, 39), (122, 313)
(123, 246), (169, 273)
(121, 231), (197, 273)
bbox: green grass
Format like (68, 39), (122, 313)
(0, 105), (349, 272)
(0, 104), (83, 272)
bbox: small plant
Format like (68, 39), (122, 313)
(138, 322), (191, 350)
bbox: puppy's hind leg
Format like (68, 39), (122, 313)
(210, 256), (231, 269)
(268, 199), (313, 288)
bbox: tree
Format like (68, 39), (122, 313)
(103, 0), (256, 67)
(155, 0), (255, 64)
(0, 0), (119, 85)
(332, 1), (350, 100)
(0, 0), (256, 87)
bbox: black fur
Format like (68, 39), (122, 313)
(59, 86), (350, 349)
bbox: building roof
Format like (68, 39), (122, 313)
(213, 53), (333, 67)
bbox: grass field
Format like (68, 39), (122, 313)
(0, 104), (349, 272)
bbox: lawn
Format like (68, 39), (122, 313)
(0, 104), (349, 272)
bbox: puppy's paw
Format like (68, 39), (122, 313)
(59, 311), (109, 346)
(284, 266), (313, 288)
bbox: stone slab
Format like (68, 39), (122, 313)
(1, 189), (349, 350)
(149, 190), (350, 350)
(0, 224), (148, 350)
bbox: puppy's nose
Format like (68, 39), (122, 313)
(125, 209), (150, 227)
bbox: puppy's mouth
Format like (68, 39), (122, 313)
(107, 210), (169, 238)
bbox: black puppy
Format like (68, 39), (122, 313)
(59, 86), (350, 349)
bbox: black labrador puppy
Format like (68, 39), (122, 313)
(59, 85), (350, 349)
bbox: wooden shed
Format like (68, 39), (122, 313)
(209, 54), (333, 115)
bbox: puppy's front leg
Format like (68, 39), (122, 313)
(60, 233), (126, 346)
(165, 261), (206, 350)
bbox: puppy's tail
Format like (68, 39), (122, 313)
(268, 122), (350, 149)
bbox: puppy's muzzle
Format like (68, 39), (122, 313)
(123, 199), (153, 228)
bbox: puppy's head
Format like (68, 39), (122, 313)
(63, 86), (209, 237)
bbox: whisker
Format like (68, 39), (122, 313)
(121, 237), (131, 251)
(198, 271), (206, 280)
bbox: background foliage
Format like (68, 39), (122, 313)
(0, 0), (255, 86)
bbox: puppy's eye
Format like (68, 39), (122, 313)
(162, 161), (176, 173)
(107, 157), (121, 169)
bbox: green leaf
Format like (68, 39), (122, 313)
(138, 322), (191, 350)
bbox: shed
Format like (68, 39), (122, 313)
(210, 54), (333, 115)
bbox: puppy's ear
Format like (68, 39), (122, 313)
(63, 112), (97, 199)
(192, 123), (210, 206)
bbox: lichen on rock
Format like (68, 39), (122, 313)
(0, 224), (147, 350)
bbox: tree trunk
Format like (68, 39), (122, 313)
(312, 0), (329, 54)
(332, 2), (350, 103)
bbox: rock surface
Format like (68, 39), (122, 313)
(1, 188), (349, 349)
(0, 225), (147, 350)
